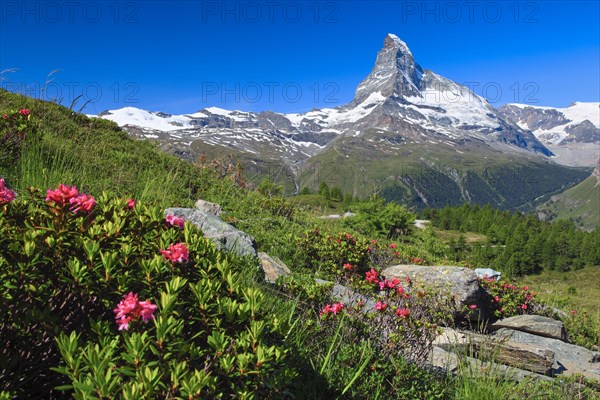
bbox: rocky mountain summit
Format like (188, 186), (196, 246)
(98, 34), (552, 166)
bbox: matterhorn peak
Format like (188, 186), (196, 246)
(384, 33), (411, 52)
(353, 34), (424, 104)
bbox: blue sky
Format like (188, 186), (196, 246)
(1, 0), (599, 114)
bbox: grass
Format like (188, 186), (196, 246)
(434, 229), (489, 244)
(518, 266), (600, 314)
(539, 175), (600, 230)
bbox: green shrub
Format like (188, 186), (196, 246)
(0, 185), (294, 398)
(344, 194), (416, 238)
(478, 278), (539, 319)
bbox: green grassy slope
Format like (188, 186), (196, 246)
(538, 174), (600, 230)
(297, 132), (590, 211)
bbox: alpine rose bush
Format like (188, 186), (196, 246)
(0, 188), (294, 398)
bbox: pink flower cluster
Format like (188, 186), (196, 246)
(126, 198), (135, 210)
(18, 108), (30, 117)
(0, 178), (16, 205)
(365, 268), (379, 283)
(396, 307), (410, 319)
(320, 302), (344, 317)
(113, 292), (157, 331)
(165, 214), (185, 229)
(45, 184), (95, 214)
(374, 301), (388, 311)
(160, 242), (189, 264)
(379, 278), (401, 291)
(343, 263), (353, 271)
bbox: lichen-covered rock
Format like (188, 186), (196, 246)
(194, 199), (223, 216)
(165, 208), (256, 257)
(258, 252), (291, 283)
(490, 315), (568, 341)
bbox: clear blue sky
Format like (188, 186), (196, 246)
(1, 0), (598, 114)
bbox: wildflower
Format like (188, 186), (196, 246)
(389, 243), (397, 249)
(379, 278), (400, 291)
(1, 113), (7, 119)
(126, 198), (135, 210)
(396, 307), (410, 319)
(469, 305), (477, 309)
(165, 214), (185, 229)
(113, 292), (157, 331)
(320, 302), (344, 317)
(343, 263), (353, 271)
(523, 286), (529, 291)
(0, 178), (16, 204)
(375, 301), (388, 311)
(69, 193), (95, 214)
(493, 296), (500, 303)
(570, 310), (577, 315)
(521, 303), (528, 310)
(405, 277), (411, 283)
(160, 242), (189, 264)
(396, 285), (405, 296)
(18, 108), (30, 117)
(46, 184), (79, 207)
(365, 268), (379, 283)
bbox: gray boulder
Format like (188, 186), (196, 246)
(382, 265), (491, 321)
(258, 252), (291, 283)
(494, 328), (600, 382)
(194, 199), (223, 216)
(165, 208), (256, 257)
(490, 315), (568, 341)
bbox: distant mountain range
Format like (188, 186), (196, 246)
(95, 34), (592, 210)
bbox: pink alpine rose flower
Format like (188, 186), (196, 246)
(160, 242), (190, 264)
(320, 302), (344, 317)
(374, 301), (388, 311)
(396, 307), (410, 319)
(165, 214), (185, 229)
(0, 178), (16, 204)
(18, 108), (30, 117)
(113, 292), (157, 331)
(69, 193), (95, 214)
(365, 268), (379, 283)
(126, 198), (136, 210)
(46, 184), (79, 207)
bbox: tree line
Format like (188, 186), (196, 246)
(422, 204), (600, 276)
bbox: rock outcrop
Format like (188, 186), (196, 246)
(165, 207), (256, 257)
(490, 315), (568, 341)
(382, 265), (491, 320)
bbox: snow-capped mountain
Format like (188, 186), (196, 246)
(498, 102), (600, 145)
(98, 33), (552, 165)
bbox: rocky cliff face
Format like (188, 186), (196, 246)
(498, 103), (600, 146)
